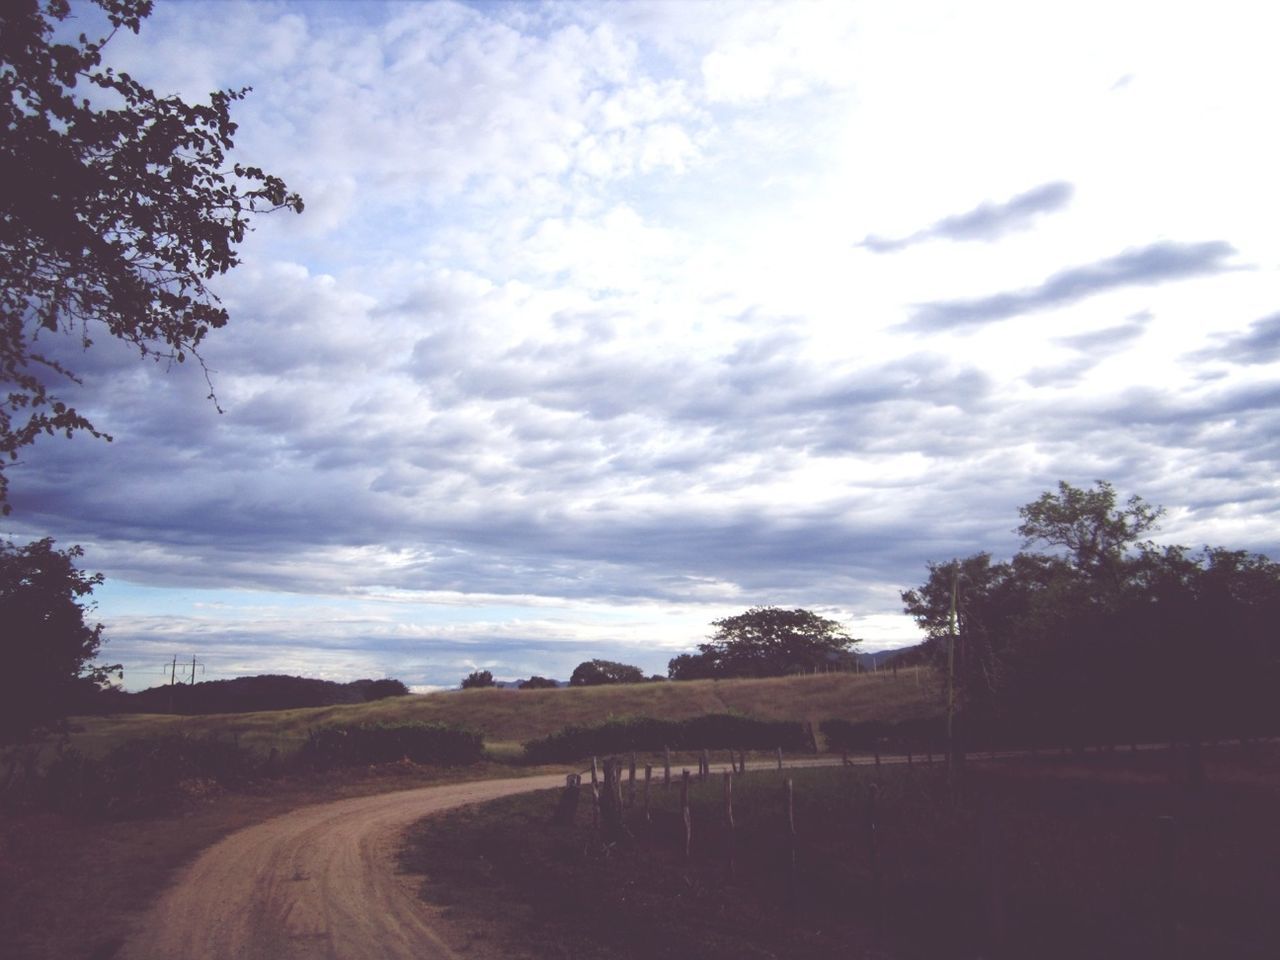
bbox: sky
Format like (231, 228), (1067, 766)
(8, 0), (1280, 691)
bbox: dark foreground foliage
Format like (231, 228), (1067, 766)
(3, 734), (259, 817)
(522, 713), (811, 763)
(402, 748), (1280, 960)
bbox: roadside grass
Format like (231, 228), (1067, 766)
(400, 745), (1280, 960)
(56, 671), (938, 763)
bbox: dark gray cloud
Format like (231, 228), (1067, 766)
(862, 181), (1074, 253)
(1187, 311), (1280, 365)
(1023, 313), (1154, 386)
(1055, 312), (1152, 353)
(906, 241), (1239, 331)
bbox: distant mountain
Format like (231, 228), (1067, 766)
(856, 645), (928, 670)
(110, 675), (409, 715)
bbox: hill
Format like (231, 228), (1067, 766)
(107, 675), (409, 715)
(69, 669), (940, 759)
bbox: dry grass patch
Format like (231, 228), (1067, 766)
(61, 671), (939, 761)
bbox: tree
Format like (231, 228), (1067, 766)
(460, 669), (495, 689)
(1, 0), (303, 512)
(1, 537), (119, 740)
(1017, 480), (1162, 587)
(902, 481), (1280, 744)
(517, 675), (558, 690)
(668, 607), (856, 680)
(568, 659), (645, 686)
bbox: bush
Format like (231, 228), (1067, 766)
(518, 676), (559, 689)
(300, 722), (483, 769)
(819, 718), (892, 751)
(12, 734), (262, 818)
(522, 713), (809, 763)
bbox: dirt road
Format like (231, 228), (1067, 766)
(119, 773), (571, 960)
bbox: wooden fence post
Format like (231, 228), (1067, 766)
(1156, 815), (1178, 955)
(643, 764), (652, 822)
(627, 753), (637, 806)
(664, 746), (671, 788)
(979, 793), (1006, 955)
(700, 748), (710, 782)
(600, 758), (624, 843)
(552, 773), (581, 826)
(866, 782), (882, 939)
(681, 770), (692, 859)
(590, 757), (600, 831)
(724, 770), (736, 879)
(776, 746), (783, 770)
(785, 777), (797, 906)
(738, 749), (746, 774)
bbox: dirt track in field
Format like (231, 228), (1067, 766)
(118, 773), (571, 960)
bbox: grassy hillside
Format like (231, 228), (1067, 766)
(67, 669), (939, 758)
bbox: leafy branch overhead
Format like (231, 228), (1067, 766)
(0, 0), (303, 512)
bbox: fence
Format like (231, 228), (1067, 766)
(546, 739), (1272, 958)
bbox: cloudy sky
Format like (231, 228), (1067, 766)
(10, 0), (1280, 690)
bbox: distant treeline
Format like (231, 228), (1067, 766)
(104, 674), (409, 715)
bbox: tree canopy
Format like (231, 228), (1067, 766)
(517, 675), (558, 690)
(568, 659), (645, 686)
(461, 669), (495, 689)
(0, 0), (303, 512)
(902, 481), (1280, 742)
(2, 537), (119, 740)
(668, 606), (856, 679)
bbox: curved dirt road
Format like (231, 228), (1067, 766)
(119, 773), (570, 960)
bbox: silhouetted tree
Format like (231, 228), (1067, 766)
(0, 0), (303, 512)
(517, 675), (558, 689)
(903, 481), (1280, 743)
(1, 537), (120, 740)
(568, 659), (644, 686)
(461, 670), (495, 689)
(668, 607), (856, 679)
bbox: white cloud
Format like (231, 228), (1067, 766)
(13, 0), (1280, 690)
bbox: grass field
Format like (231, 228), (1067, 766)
(1, 671), (936, 960)
(400, 745), (1280, 960)
(62, 669), (939, 759)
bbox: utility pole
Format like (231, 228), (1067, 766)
(170, 655), (178, 686)
(947, 570), (958, 794)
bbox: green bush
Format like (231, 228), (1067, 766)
(522, 713), (809, 763)
(300, 721), (483, 769)
(21, 734), (261, 817)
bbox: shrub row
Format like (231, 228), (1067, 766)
(1, 734), (261, 818)
(522, 714), (810, 764)
(2, 721), (484, 818)
(819, 717), (945, 752)
(299, 721), (484, 769)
